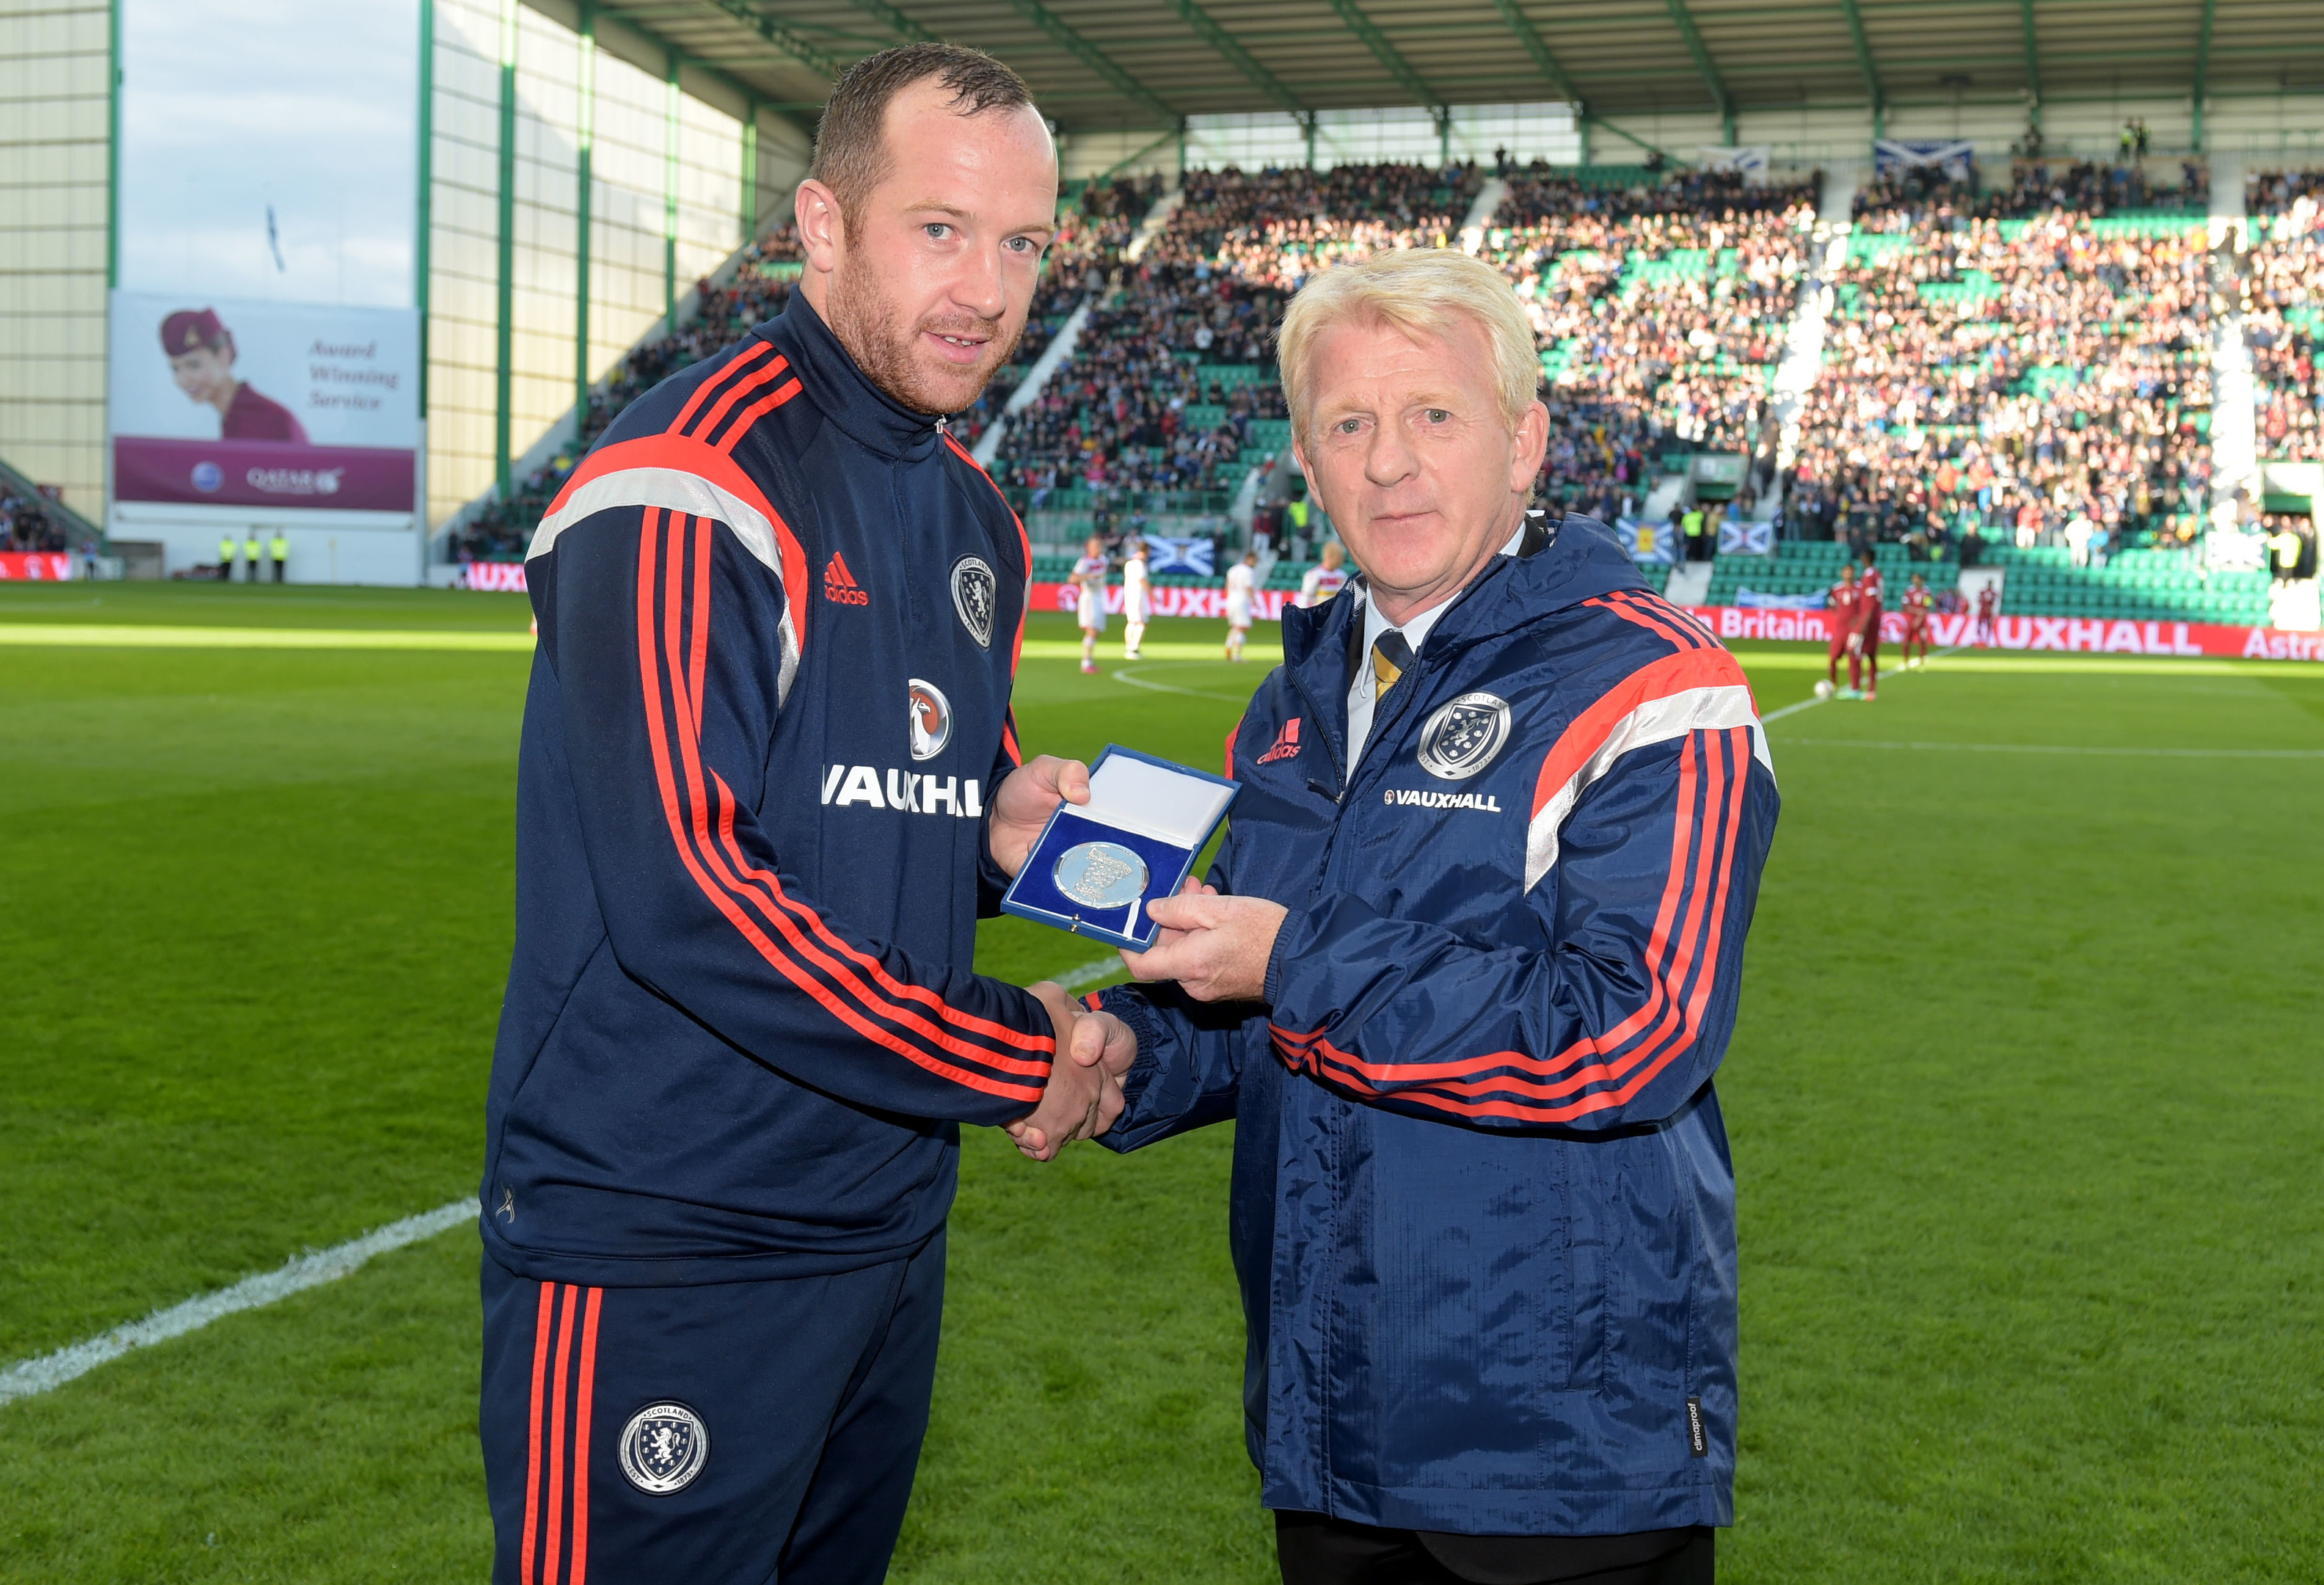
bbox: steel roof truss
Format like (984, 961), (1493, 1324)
(1324, 0), (1443, 112)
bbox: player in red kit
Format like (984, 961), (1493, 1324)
(1824, 563), (1860, 695)
(1851, 555), (1884, 699)
(1975, 581), (1999, 646)
(1901, 572), (1935, 668)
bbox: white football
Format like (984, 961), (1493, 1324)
(1813, 678), (1835, 701)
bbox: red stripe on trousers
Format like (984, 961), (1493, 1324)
(544, 1283), (578, 1585)
(522, 1280), (553, 1585)
(568, 1288), (602, 1585)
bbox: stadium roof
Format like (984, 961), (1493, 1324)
(598, 0), (2323, 138)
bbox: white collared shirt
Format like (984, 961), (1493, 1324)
(1343, 520), (1533, 770)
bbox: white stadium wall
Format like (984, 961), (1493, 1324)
(0, 0), (109, 522)
(0, 0), (806, 578)
(423, 0), (807, 533)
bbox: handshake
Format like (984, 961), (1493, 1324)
(999, 885), (1294, 1162)
(985, 754), (1294, 1162)
(1005, 981), (1137, 1161)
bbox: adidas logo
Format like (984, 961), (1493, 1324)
(823, 552), (868, 607)
(1256, 717), (1302, 765)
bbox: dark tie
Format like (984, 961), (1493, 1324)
(1372, 630), (1414, 699)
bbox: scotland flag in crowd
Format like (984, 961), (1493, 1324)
(1718, 518), (1774, 556)
(1143, 536), (1214, 576)
(1615, 517), (1677, 565)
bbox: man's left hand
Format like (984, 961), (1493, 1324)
(988, 755), (1091, 878)
(1122, 889), (1288, 1004)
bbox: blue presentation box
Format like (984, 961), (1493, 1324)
(1000, 745), (1239, 952)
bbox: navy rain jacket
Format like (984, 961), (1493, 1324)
(1096, 518), (1780, 1536)
(482, 293), (1057, 1289)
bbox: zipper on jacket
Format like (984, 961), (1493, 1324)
(1282, 666), (1346, 798)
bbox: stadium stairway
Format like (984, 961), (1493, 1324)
(2207, 155), (2260, 502)
(972, 296), (1094, 466)
(1458, 178), (1509, 255)
(975, 181), (1185, 467)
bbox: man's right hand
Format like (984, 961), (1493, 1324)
(1007, 981), (1126, 1161)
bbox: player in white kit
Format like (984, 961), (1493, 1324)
(1223, 550), (1258, 662)
(1071, 533), (1110, 674)
(1296, 539), (1349, 608)
(1121, 539), (1151, 660)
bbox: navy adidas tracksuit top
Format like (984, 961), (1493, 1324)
(1096, 520), (1780, 1536)
(482, 292), (1055, 1289)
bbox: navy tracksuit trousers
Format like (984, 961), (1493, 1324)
(480, 1233), (945, 1584)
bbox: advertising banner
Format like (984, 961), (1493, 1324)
(1032, 582), (1293, 622)
(1683, 605), (2324, 660)
(0, 553), (76, 580)
(463, 562), (532, 593)
(109, 292), (420, 512)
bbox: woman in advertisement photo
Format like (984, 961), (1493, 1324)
(161, 307), (308, 443)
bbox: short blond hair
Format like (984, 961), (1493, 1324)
(1277, 249), (1539, 442)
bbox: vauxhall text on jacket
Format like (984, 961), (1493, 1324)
(483, 294), (1055, 1289)
(1097, 516), (1780, 1536)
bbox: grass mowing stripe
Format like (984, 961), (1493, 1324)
(0, 624), (534, 652)
(1771, 737), (2324, 757)
(0, 1200), (476, 1409)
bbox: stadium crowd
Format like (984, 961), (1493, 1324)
(2245, 170), (2323, 464)
(986, 162), (1476, 511)
(1479, 167), (1815, 517)
(446, 147), (2318, 576)
(1792, 164), (2215, 561)
(452, 177), (1172, 561)
(1, 488), (68, 553)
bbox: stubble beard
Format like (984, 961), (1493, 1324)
(826, 259), (1021, 417)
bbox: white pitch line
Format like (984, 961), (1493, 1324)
(1052, 955), (1126, 991)
(0, 1198), (477, 1410)
(1758, 644), (1957, 725)
(1112, 662), (1254, 703)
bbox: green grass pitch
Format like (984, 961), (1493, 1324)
(1, 583), (2320, 1582)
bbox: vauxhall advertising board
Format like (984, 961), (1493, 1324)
(108, 294), (419, 513)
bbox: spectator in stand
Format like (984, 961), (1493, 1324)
(2245, 171), (2324, 464)
(1794, 162), (2213, 562)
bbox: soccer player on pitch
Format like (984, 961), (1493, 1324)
(1071, 532), (1110, 673)
(1121, 536), (1151, 659)
(1851, 553), (1884, 699)
(1975, 580), (2000, 646)
(476, 45), (1117, 1581)
(1901, 572), (1935, 668)
(1824, 561), (1860, 696)
(1224, 547), (1258, 661)
(1297, 538), (1349, 606)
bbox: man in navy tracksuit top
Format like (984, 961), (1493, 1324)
(477, 48), (1116, 1583)
(1053, 252), (1779, 1583)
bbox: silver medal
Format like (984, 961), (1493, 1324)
(1053, 841), (1148, 911)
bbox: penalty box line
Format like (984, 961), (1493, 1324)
(0, 1199), (477, 1410)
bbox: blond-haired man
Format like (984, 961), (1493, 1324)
(1054, 249), (1780, 1583)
